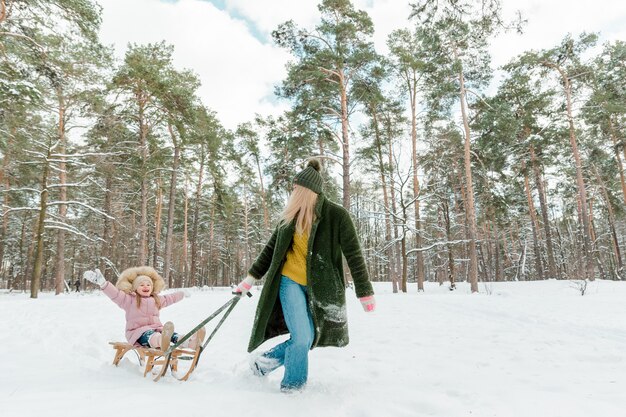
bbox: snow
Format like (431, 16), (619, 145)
(1, 280), (625, 417)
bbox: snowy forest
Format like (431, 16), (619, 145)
(1, 0), (625, 298)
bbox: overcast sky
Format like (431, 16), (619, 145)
(98, 0), (626, 130)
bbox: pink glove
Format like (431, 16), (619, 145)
(233, 275), (255, 296)
(359, 295), (376, 312)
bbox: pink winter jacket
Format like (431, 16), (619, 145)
(102, 281), (184, 345)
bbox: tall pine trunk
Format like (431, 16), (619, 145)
(190, 145), (205, 287)
(0, 130), (12, 277)
(385, 114), (401, 291)
(608, 117), (626, 205)
(137, 93), (149, 265)
(543, 62), (594, 280)
(339, 68), (351, 210)
(592, 165), (624, 275)
(209, 194), (216, 287)
(163, 124), (180, 287)
(152, 178), (163, 267)
(409, 76), (425, 292)
(242, 183), (251, 272)
(54, 93), (67, 295)
(530, 144), (558, 279)
(100, 173), (113, 280)
(457, 57), (479, 293)
(494, 228), (502, 282)
(31, 145), (52, 298)
(523, 161), (545, 280)
(371, 108), (397, 293)
(182, 176), (189, 284)
(253, 154), (269, 231)
(400, 203), (408, 293)
(442, 200), (456, 289)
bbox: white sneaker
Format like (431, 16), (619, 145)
(250, 354), (279, 376)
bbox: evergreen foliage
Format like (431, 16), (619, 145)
(1, 0), (625, 295)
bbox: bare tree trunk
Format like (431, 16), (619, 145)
(485, 219), (498, 281)
(153, 177), (163, 267)
(0, 184), (8, 280)
(530, 144), (558, 279)
(608, 117), (626, 205)
(209, 194), (216, 287)
(371, 109), (396, 293)
(400, 188), (409, 292)
(588, 198), (607, 279)
(339, 68), (351, 210)
(523, 161), (545, 280)
(457, 56), (479, 293)
(0, 130), (12, 276)
(494, 228), (502, 282)
(452, 162), (470, 284)
(477, 241), (489, 283)
(543, 61), (594, 280)
(592, 165), (624, 275)
(100, 173), (113, 280)
(182, 176), (189, 285)
(502, 228), (514, 274)
(110, 200), (120, 274)
(31, 146), (52, 298)
(54, 94), (67, 295)
(23, 217), (36, 292)
(253, 154), (270, 231)
(163, 124), (180, 287)
(400, 232), (408, 293)
(242, 182), (250, 270)
(190, 146), (205, 287)
(408, 75), (425, 291)
(442, 200), (456, 289)
(137, 94), (149, 265)
(385, 116), (401, 292)
(0, 0), (7, 24)
(518, 236), (528, 281)
(565, 215), (581, 279)
(435, 210), (445, 286)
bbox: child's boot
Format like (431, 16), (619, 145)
(161, 321), (175, 351)
(182, 326), (206, 350)
(194, 326), (206, 350)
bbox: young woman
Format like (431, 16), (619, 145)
(234, 158), (376, 392)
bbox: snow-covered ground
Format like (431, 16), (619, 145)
(1, 279), (624, 417)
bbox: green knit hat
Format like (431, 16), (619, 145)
(293, 158), (323, 194)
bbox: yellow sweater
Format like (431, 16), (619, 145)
(281, 231), (309, 286)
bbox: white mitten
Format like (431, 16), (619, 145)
(233, 275), (255, 296)
(83, 268), (106, 288)
(359, 295), (376, 312)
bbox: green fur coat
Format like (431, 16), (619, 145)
(247, 194), (374, 352)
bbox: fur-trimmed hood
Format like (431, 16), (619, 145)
(115, 266), (165, 295)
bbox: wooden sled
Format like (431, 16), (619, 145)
(109, 341), (202, 381)
(108, 295), (241, 382)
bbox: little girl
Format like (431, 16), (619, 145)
(84, 266), (205, 351)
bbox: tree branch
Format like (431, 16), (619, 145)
(0, 31), (46, 52)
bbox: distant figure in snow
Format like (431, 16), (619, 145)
(233, 158), (376, 393)
(74, 278), (81, 292)
(83, 266), (205, 350)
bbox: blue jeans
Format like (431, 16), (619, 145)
(137, 329), (180, 347)
(257, 276), (314, 390)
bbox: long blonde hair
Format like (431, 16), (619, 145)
(280, 184), (318, 234)
(135, 293), (161, 310)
